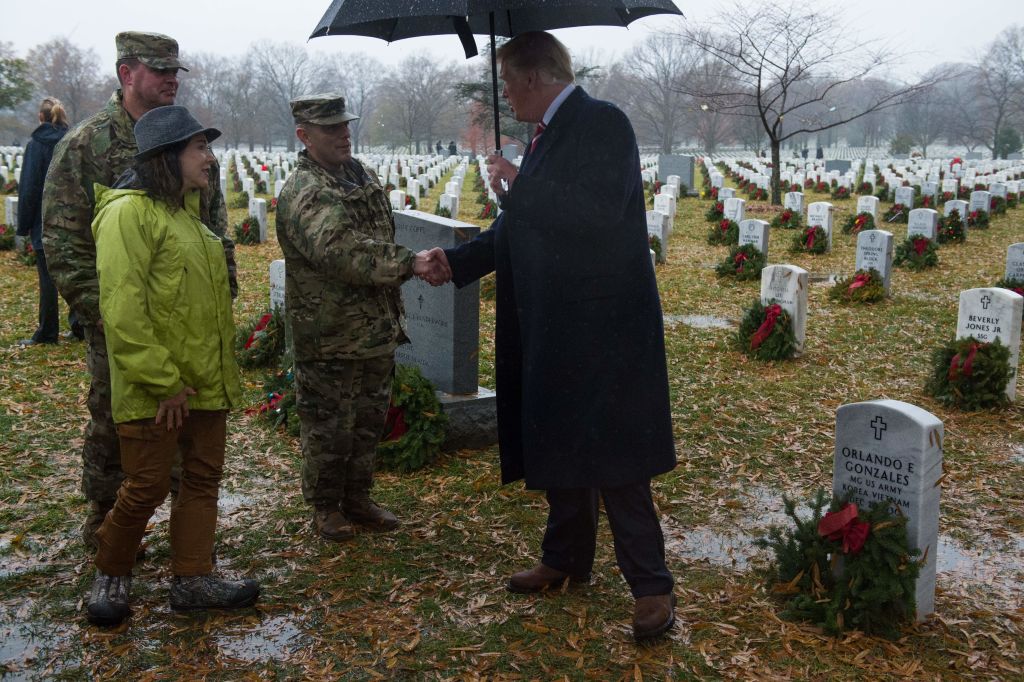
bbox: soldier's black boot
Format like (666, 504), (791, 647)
(86, 570), (132, 626)
(344, 496), (399, 532)
(169, 574), (260, 611)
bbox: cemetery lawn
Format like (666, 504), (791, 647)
(1, 166), (1023, 680)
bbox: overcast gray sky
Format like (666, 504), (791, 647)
(3, 1), (1020, 79)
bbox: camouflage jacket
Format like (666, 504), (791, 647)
(41, 90), (234, 325)
(275, 151), (414, 361)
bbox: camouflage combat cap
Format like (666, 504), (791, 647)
(290, 93), (359, 125)
(115, 31), (188, 71)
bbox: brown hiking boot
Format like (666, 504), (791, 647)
(344, 497), (399, 532)
(313, 505), (355, 542)
(82, 501), (113, 551)
(633, 593), (677, 641)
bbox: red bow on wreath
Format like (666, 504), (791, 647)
(733, 251), (749, 272)
(847, 273), (871, 294)
(818, 503), (870, 555)
(912, 237), (929, 256)
(750, 304), (782, 349)
(383, 405), (408, 442)
(948, 342), (980, 380)
(244, 313), (273, 349)
(720, 219), (731, 232)
(803, 227), (816, 249)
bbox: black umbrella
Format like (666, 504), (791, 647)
(309, 0), (683, 151)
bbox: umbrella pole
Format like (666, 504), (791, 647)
(490, 12), (501, 153)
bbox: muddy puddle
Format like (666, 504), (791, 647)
(663, 485), (1024, 600)
(0, 602), (77, 680)
(216, 614), (305, 662)
(664, 314), (735, 330)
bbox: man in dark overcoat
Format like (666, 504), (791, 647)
(428, 31), (677, 641)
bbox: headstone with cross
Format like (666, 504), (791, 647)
(955, 287), (1023, 401)
(832, 399), (943, 621)
(854, 229), (894, 295)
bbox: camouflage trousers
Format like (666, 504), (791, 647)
(81, 324), (181, 504)
(81, 324), (123, 503)
(295, 356), (394, 509)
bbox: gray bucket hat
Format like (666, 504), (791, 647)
(134, 106), (221, 160)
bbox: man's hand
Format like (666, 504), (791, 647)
(155, 386), (196, 431)
(486, 153), (518, 197)
(414, 248), (452, 286)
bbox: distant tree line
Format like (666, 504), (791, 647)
(1, 15), (1022, 158)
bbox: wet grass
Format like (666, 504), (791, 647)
(1, 163), (1023, 679)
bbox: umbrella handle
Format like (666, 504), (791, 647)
(490, 12), (501, 152)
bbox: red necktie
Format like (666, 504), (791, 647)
(529, 122), (546, 153)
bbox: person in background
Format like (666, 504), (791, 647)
(16, 96), (77, 347)
(85, 106), (258, 627)
(42, 32), (234, 551)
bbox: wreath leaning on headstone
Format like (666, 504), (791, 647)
(434, 205), (452, 219)
(707, 218), (739, 246)
(937, 210), (966, 244)
(715, 243), (765, 280)
(967, 209), (990, 229)
(994, 277), (1024, 300)
(2, 179), (18, 194)
(737, 299), (797, 361)
(893, 236), (939, 271)
(882, 203), (909, 223)
(770, 208), (802, 229)
(0, 223), (14, 250)
(648, 234), (663, 264)
(790, 225), (828, 254)
(230, 192), (249, 209)
(234, 216), (262, 245)
(842, 212), (875, 235)
(828, 269), (886, 304)
(704, 200), (724, 222)
(990, 196), (1007, 215)
(1007, 192), (1019, 209)
(376, 364), (449, 473)
(235, 308), (286, 368)
(17, 240), (36, 267)
(924, 336), (1012, 410)
(755, 490), (921, 640)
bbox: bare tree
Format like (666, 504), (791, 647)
(677, 2), (939, 204)
(975, 28), (1024, 156)
(894, 66), (958, 156)
(616, 32), (693, 153)
(379, 54), (459, 153)
(26, 37), (106, 124)
(327, 52), (382, 153)
(252, 43), (325, 151)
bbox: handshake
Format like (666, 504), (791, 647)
(413, 248), (452, 287)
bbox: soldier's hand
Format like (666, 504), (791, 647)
(414, 248), (451, 286)
(156, 386), (196, 431)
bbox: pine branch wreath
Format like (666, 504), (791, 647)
(771, 208), (802, 229)
(233, 216), (261, 245)
(704, 201), (725, 222)
(790, 225), (828, 254)
(924, 337), (1012, 410)
(376, 365), (449, 473)
(235, 308), (286, 368)
(893, 237), (939, 271)
(737, 299), (798, 361)
(707, 218), (739, 246)
(842, 212), (876, 235)
(715, 243), (766, 280)
(829, 269), (886, 304)
(937, 210), (966, 244)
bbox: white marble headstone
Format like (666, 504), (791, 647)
(784, 192), (804, 213)
(907, 209), (939, 241)
(760, 264), (808, 355)
(723, 197), (745, 223)
(248, 198), (268, 242)
(894, 186), (915, 209)
(855, 229), (894, 294)
(717, 187), (736, 200)
(269, 259), (286, 312)
(646, 210), (670, 264)
(806, 201), (833, 250)
(856, 195), (879, 221)
(1006, 243), (1024, 282)
(833, 399), (943, 621)
(969, 191), (991, 214)
(956, 288), (1023, 400)
(738, 219), (770, 256)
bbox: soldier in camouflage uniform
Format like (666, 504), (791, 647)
(42, 32), (235, 548)
(276, 93), (444, 542)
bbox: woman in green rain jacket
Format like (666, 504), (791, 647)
(85, 106), (258, 628)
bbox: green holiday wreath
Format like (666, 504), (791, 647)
(882, 203), (909, 223)
(828, 269), (886, 304)
(233, 216), (261, 245)
(893, 236), (939, 271)
(1006, 193), (1019, 209)
(715, 243), (765, 280)
(924, 336), (1013, 410)
(737, 299), (798, 361)
(0, 223), (14, 250)
(707, 218), (739, 246)
(756, 490), (921, 640)
(17, 239), (36, 267)
(704, 200), (725, 222)
(376, 364), (449, 473)
(990, 196), (1006, 215)
(235, 308), (286, 368)
(842, 212), (876, 235)
(230, 192), (250, 209)
(937, 210), (966, 244)
(994, 277), (1024, 299)
(434, 205), (452, 218)
(790, 225), (828, 254)
(830, 185), (852, 201)
(967, 209), (989, 228)
(649, 234), (664, 264)
(770, 208), (802, 229)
